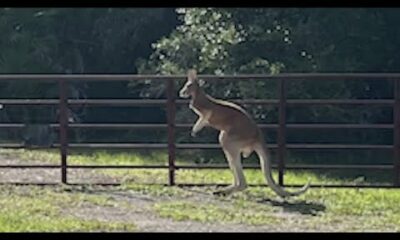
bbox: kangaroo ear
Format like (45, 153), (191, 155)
(187, 69), (197, 82)
(198, 79), (205, 87)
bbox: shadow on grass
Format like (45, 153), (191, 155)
(60, 183), (326, 217)
(257, 198), (326, 216)
(179, 186), (326, 216)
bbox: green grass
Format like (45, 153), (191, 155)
(1, 148), (400, 231)
(0, 148), (366, 185)
(0, 148), (171, 183)
(154, 201), (279, 226)
(0, 185), (137, 232)
(150, 187), (400, 231)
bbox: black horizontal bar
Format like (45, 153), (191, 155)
(286, 144), (393, 149)
(0, 182), (61, 186)
(0, 99), (167, 106)
(68, 99), (167, 106)
(175, 123), (393, 129)
(174, 183), (396, 188)
(0, 164), (391, 170)
(67, 165), (169, 169)
(177, 99), (395, 105)
(0, 143), (393, 149)
(0, 99), (59, 105)
(175, 144), (393, 149)
(63, 143), (168, 149)
(281, 184), (395, 188)
(0, 182), (121, 186)
(287, 99), (394, 105)
(0, 99), (395, 106)
(175, 164), (393, 170)
(285, 124), (394, 129)
(0, 143), (26, 148)
(176, 99), (279, 105)
(0, 165), (60, 168)
(0, 123), (393, 130)
(0, 144), (65, 149)
(0, 165), (169, 169)
(0, 73), (399, 81)
(0, 124), (26, 128)
(0, 182), (393, 188)
(63, 123), (168, 129)
(0, 123), (170, 129)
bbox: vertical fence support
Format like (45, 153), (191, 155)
(166, 79), (176, 186)
(59, 79), (68, 184)
(394, 79), (400, 187)
(278, 78), (287, 186)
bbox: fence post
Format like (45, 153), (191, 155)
(278, 78), (287, 186)
(59, 79), (68, 184)
(394, 78), (400, 187)
(166, 79), (176, 186)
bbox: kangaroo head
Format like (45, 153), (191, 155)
(179, 69), (204, 98)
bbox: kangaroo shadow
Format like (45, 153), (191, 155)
(187, 186), (327, 217)
(257, 197), (326, 216)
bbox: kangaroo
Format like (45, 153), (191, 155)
(179, 69), (310, 198)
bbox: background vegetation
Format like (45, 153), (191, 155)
(0, 8), (399, 179)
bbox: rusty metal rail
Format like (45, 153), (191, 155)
(0, 73), (399, 187)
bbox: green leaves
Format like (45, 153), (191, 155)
(138, 8), (243, 75)
(0, 8), (178, 74)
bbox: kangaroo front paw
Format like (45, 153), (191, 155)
(191, 131), (197, 137)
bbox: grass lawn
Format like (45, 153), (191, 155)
(0, 148), (399, 232)
(0, 184), (137, 232)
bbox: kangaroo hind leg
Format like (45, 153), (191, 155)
(213, 131), (247, 196)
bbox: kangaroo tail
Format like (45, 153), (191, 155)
(254, 141), (310, 198)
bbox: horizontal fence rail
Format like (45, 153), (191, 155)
(0, 99), (396, 106)
(0, 123), (394, 129)
(0, 73), (399, 80)
(0, 73), (399, 187)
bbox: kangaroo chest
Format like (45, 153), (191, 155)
(190, 102), (207, 116)
(189, 100), (212, 121)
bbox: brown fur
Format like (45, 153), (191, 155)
(179, 69), (310, 198)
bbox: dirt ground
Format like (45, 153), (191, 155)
(0, 154), (282, 232)
(1, 154), (391, 232)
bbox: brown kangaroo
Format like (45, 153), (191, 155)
(179, 69), (310, 198)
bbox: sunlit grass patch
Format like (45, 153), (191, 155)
(0, 185), (137, 232)
(154, 201), (280, 226)
(2, 149), (400, 231)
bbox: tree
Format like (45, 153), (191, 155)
(0, 8), (179, 143)
(136, 8), (399, 165)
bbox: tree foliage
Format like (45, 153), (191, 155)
(1, 8), (400, 165)
(135, 8), (399, 164)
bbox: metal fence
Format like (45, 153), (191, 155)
(0, 73), (399, 188)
